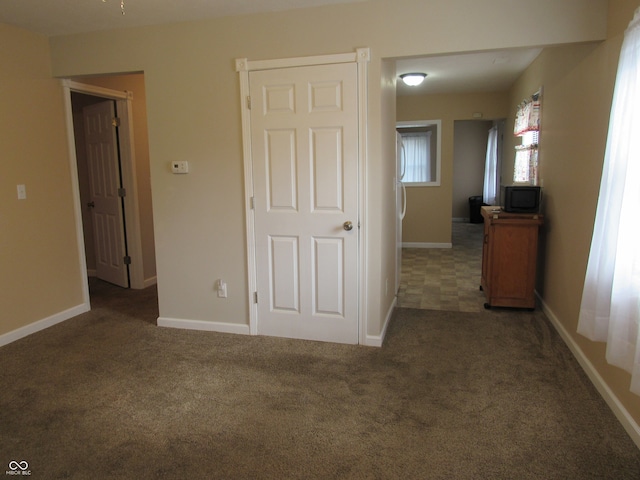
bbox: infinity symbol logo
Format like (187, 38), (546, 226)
(8, 461), (29, 471)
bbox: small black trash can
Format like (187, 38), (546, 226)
(469, 196), (484, 224)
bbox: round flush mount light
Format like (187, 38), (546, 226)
(400, 73), (427, 86)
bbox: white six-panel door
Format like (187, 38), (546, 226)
(250, 62), (359, 344)
(83, 101), (129, 288)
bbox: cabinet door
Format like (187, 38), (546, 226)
(489, 223), (538, 307)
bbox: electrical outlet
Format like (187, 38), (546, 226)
(17, 184), (26, 200)
(217, 279), (228, 298)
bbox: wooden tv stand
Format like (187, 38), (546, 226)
(480, 206), (544, 310)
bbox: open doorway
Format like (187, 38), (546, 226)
(394, 48), (540, 312)
(72, 93), (130, 287)
(452, 119), (505, 222)
(63, 74), (157, 312)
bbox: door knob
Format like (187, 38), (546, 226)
(343, 221), (353, 231)
(87, 201), (95, 208)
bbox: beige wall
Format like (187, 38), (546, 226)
(45, 0), (606, 339)
(0, 24), (84, 336)
(506, 0), (640, 424)
(397, 92), (510, 243)
(74, 74), (156, 284)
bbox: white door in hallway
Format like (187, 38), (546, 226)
(250, 62), (359, 344)
(83, 101), (129, 288)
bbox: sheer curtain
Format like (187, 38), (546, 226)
(578, 7), (640, 395)
(483, 126), (499, 205)
(401, 132), (430, 183)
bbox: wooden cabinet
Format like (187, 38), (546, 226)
(480, 206), (543, 310)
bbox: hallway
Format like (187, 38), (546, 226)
(397, 222), (485, 312)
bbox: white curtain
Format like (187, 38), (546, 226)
(401, 132), (430, 183)
(578, 7), (640, 395)
(483, 126), (499, 205)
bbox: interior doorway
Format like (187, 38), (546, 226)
(73, 94), (130, 287)
(63, 75), (157, 309)
(235, 48), (369, 344)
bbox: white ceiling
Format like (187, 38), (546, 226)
(396, 48), (542, 96)
(0, 1), (541, 96)
(0, 0), (369, 37)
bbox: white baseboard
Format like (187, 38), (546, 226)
(365, 297), (396, 347)
(143, 276), (157, 288)
(403, 242), (452, 249)
(157, 317), (251, 335)
(538, 294), (640, 449)
(0, 303), (90, 348)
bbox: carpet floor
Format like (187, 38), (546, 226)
(1, 293), (639, 479)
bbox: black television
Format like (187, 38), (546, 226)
(502, 185), (541, 213)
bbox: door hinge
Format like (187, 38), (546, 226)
(250, 196), (255, 209)
(247, 96), (252, 110)
(118, 188), (126, 198)
(254, 291), (258, 304)
(123, 255), (131, 265)
(112, 117), (121, 127)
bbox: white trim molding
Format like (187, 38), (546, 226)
(0, 304), (90, 348)
(61, 79), (147, 290)
(235, 48), (370, 344)
(365, 297), (396, 347)
(538, 294), (640, 449)
(403, 242), (452, 249)
(157, 317), (251, 336)
(235, 48), (369, 73)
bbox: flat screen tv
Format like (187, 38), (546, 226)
(502, 185), (541, 213)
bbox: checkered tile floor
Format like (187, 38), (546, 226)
(397, 222), (486, 312)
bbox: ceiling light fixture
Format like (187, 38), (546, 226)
(400, 73), (427, 86)
(102, 0), (126, 15)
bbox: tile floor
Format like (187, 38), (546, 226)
(397, 222), (486, 312)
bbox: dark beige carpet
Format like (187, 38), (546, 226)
(1, 283), (639, 479)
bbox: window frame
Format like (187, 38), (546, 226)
(397, 119), (442, 187)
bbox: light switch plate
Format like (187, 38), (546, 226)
(17, 184), (26, 200)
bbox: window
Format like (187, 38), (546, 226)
(578, 7), (640, 396)
(514, 131), (539, 183)
(399, 130), (431, 183)
(513, 92), (541, 184)
(397, 120), (441, 186)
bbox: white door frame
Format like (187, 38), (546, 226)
(62, 79), (147, 306)
(236, 48), (370, 344)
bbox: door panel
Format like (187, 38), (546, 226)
(83, 101), (129, 288)
(313, 237), (344, 316)
(251, 62), (358, 344)
(311, 127), (343, 211)
(265, 129), (297, 211)
(269, 235), (300, 313)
